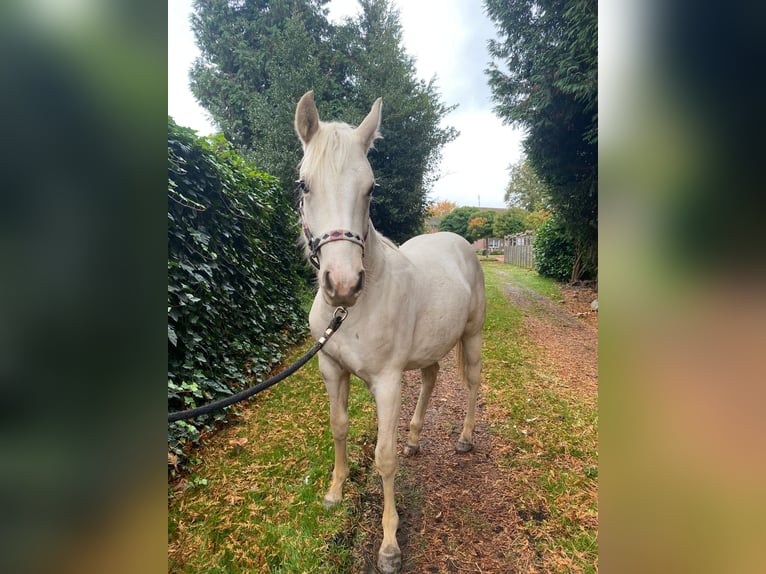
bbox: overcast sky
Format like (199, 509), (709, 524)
(168, 0), (523, 208)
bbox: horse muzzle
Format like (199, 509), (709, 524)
(322, 267), (365, 307)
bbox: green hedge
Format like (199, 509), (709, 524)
(168, 118), (308, 469)
(533, 215), (576, 282)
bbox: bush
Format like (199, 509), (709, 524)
(533, 215), (576, 282)
(168, 118), (308, 470)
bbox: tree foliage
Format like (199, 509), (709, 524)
(189, 0), (455, 243)
(485, 0), (597, 280)
(438, 206), (481, 240)
(493, 207), (529, 237)
(189, 0), (335, 187)
(349, 0), (458, 243)
(467, 212), (496, 242)
(427, 199), (458, 218)
(168, 117), (308, 469)
(524, 209), (551, 231)
(504, 157), (551, 212)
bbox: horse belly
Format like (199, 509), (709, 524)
(402, 307), (467, 371)
(402, 344), (455, 371)
(398, 237), (481, 370)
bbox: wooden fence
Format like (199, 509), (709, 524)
(504, 230), (535, 269)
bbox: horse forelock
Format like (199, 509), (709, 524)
(298, 121), (358, 186)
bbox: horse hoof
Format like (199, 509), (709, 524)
(403, 443), (420, 456)
(377, 545), (402, 573)
(323, 494), (341, 509)
(455, 439), (473, 453)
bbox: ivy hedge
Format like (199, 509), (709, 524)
(168, 118), (308, 470)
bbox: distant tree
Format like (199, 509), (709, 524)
(504, 158), (551, 212)
(493, 207), (528, 237)
(485, 0), (597, 280)
(427, 199), (458, 218)
(524, 209), (551, 231)
(439, 206), (481, 240)
(467, 212), (496, 243)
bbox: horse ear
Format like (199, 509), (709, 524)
(356, 97), (382, 151)
(295, 91), (320, 147)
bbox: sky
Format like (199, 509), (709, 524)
(168, 0), (523, 209)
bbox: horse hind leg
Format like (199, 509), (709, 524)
(456, 332), (482, 453)
(405, 362), (439, 456)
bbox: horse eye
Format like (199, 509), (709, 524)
(298, 180), (309, 194)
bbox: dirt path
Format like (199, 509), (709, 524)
(353, 274), (598, 573)
(505, 280), (598, 393)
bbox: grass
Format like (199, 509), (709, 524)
(167, 342), (377, 573)
(168, 261), (597, 573)
(486, 260), (564, 301)
(481, 261), (598, 572)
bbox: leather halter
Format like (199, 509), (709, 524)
(299, 196), (367, 269)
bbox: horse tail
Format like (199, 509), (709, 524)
(456, 338), (466, 384)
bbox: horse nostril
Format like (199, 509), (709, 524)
(355, 270), (365, 294)
(323, 270), (335, 295)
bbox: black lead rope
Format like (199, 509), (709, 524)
(168, 307), (348, 423)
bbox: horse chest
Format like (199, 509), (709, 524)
(320, 323), (396, 376)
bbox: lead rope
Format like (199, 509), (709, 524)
(168, 307), (348, 422)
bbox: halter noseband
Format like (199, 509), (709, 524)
(299, 197), (367, 269)
(303, 225), (367, 269)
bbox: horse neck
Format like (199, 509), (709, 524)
(362, 221), (403, 284)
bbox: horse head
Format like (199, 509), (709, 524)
(295, 91), (382, 307)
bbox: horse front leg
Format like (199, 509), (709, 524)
(319, 352), (350, 508)
(371, 373), (403, 573)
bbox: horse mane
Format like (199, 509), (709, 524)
(377, 231), (398, 251)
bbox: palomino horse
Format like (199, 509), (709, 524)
(294, 91), (485, 573)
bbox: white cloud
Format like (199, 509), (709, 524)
(397, 1), (467, 84)
(168, 0), (216, 134)
(393, 1), (522, 207)
(430, 112), (523, 208)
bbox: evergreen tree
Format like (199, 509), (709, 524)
(485, 0), (597, 280)
(190, 0), (344, 188)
